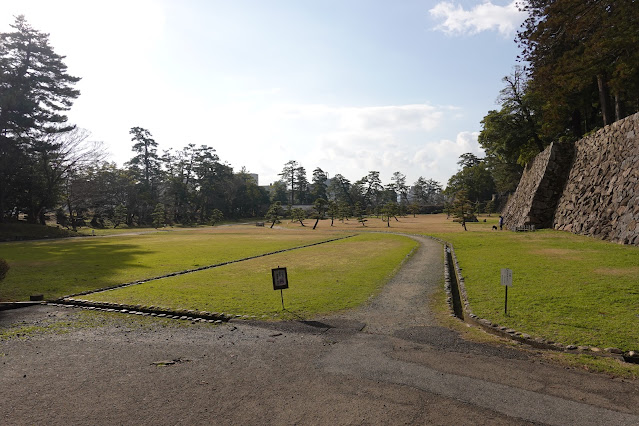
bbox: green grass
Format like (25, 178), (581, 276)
(0, 228), (350, 301)
(431, 227), (639, 351)
(82, 233), (417, 318)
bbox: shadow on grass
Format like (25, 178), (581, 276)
(0, 240), (153, 301)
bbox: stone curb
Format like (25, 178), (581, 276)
(47, 300), (237, 323)
(443, 242), (638, 364)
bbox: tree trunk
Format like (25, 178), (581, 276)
(38, 208), (47, 225)
(597, 74), (611, 126)
(313, 218), (319, 229)
(571, 109), (583, 138)
(614, 92), (622, 122)
(67, 198), (77, 232)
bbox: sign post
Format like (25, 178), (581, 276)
(271, 266), (289, 310)
(501, 268), (513, 315)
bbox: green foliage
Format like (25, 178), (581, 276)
(327, 174), (352, 204)
(279, 160), (299, 205)
(381, 202), (398, 227)
(310, 168), (328, 202)
(354, 202), (367, 226)
(484, 199), (495, 216)
(517, 1), (639, 137)
(291, 208), (306, 226)
(265, 201), (282, 228)
(0, 259), (9, 281)
(446, 154), (496, 202)
(326, 201), (338, 226)
(151, 203), (165, 229)
(209, 209), (223, 226)
(0, 16), (81, 224)
(311, 198), (327, 229)
(337, 201), (351, 222)
(451, 190), (473, 231)
(411, 177), (443, 205)
(113, 204), (127, 228)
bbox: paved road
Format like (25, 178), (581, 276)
(1, 235), (638, 425)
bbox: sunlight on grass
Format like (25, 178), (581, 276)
(430, 226), (639, 351)
(0, 227), (350, 301)
(83, 233), (417, 318)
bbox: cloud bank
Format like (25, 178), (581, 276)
(430, 1), (526, 37)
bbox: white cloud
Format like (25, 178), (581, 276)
(158, 101), (468, 186)
(429, 1), (525, 37)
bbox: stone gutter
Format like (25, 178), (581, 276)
(443, 242), (638, 364)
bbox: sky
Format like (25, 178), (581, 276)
(1, 0), (527, 187)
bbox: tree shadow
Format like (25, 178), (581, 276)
(0, 239), (154, 301)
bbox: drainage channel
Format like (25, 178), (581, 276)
(443, 243), (639, 364)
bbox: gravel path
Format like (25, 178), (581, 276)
(1, 234), (638, 425)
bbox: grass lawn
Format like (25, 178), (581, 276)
(80, 233), (417, 318)
(430, 225), (639, 351)
(290, 215), (639, 352)
(3, 213), (637, 359)
(0, 227), (351, 301)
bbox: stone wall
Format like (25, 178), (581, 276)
(554, 113), (639, 245)
(503, 111), (639, 245)
(502, 142), (574, 229)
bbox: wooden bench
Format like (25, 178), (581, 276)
(514, 224), (536, 232)
(256, 222), (265, 227)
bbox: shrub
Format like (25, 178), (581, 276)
(0, 258), (9, 281)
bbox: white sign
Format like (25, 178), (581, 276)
(501, 268), (513, 287)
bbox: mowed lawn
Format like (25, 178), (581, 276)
(292, 215), (639, 351)
(431, 225), (639, 351)
(80, 233), (418, 318)
(0, 227), (352, 301)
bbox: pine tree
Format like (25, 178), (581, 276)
(0, 16), (81, 222)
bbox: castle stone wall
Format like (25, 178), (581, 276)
(502, 142), (574, 229)
(554, 113), (639, 245)
(502, 111), (639, 246)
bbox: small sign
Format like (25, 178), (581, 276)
(272, 267), (289, 290)
(501, 268), (513, 287)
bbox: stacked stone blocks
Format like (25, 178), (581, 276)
(503, 111), (639, 246)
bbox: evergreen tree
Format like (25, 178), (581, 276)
(0, 16), (81, 222)
(311, 168), (328, 202)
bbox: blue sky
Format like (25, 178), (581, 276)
(2, 0), (526, 187)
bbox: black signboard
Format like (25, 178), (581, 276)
(272, 267), (289, 290)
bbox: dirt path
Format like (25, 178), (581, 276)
(1, 235), (638, 425)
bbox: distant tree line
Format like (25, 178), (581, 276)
(271, 161), (444, 217)
(1, 16), (449, 229)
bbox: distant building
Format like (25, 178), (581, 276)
(235, 172), (259, 185)
(247, 173), (259, 185)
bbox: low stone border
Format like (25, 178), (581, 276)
(443, 242), (639, 364)
(58, 234), (357, 300)
(47, 300), (242, 323)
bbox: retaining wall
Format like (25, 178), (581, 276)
(502, 111), (639, 245)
